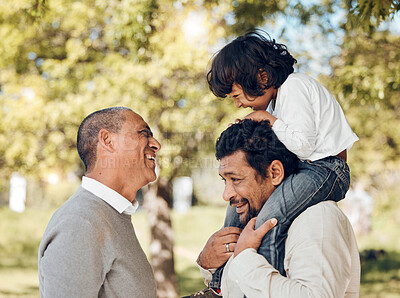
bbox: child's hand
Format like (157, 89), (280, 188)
(228, 118), (243, 127)
(244, 110), (277, 125)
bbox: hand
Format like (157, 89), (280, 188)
(244, 110), (277, 125)
(198, 227), (243, 269)
(228, 118), (242, 127)
(233, 217), (277, 257)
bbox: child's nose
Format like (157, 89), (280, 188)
(234, 98), (242, 108)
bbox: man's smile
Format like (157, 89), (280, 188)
(230, 199), (249, 214)
(145, 152), (156, 167)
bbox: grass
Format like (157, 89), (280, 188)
(0, 205), (399, 297)
(0, 207), (54, 297)
(359, 250), (400, 297)
(131, 206), (226, 296)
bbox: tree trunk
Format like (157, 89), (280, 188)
(143, 177), (178, 298)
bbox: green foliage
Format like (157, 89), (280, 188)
(320, 31), (400, 180)
(228, 0), (285, 34)
(229, 0), (400, 35)
(359, 250), (400, 297)
(2, 0), (399, 198)
(344, 0), (400, 32)
(0, 0), (242, 190)
(30, 0), (400, 35)
(320, 31), (400, 268)
(0, 206), (53, 269)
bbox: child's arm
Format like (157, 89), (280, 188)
(244, 110), (277, 126)
(256, 76), (318, 160)
(243, 100), (316, 160)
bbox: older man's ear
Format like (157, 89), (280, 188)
(268, 160), (285, 186)
(98, 128), (115, 153)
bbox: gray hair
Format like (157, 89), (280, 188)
(77, 107), (132, 172)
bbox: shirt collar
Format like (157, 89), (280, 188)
(81, 176), (139, 215)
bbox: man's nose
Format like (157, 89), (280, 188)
(150, 136), (161, 152)
(222, 182), (235, 202)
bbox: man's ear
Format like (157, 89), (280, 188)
(267, 160), (285, 186)
(98, 128), (115, 152)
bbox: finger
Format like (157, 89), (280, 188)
(235, 118), (242, 124)
(222, 234), (241, 244)
(225, 242), (237, 255)
(228, 242), (236, 252)
(225, 252), (234, 258)
(255, 218), (277, 238)
(244, 112), (254, 119)
(218, 227), (243, 235)
(243, 217), (257, 232)
(216, 234), (241, 247)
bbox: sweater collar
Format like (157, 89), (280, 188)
(81, 176), (139, 215)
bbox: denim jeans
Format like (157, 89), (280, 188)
(209, 156), (350, 288)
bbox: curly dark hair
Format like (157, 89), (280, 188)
(215, 119), (298, 178)
(207, 29), (297, 98)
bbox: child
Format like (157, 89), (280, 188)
(205, 30), (358, 293)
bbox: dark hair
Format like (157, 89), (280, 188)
(215, 119), (298, 178)
(207, 30), (297, 98)
(77, 107), (131, 172)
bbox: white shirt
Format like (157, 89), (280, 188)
(81, 176), (139, 215)
(268, 73), (359, 161)
(219, 201), (360, 297)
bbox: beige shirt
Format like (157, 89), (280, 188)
(200, 201), (360, 297)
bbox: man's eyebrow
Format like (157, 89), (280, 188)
(146, 125), (154, 136)
(139, 126), (153, 136)
(219, 171), (238, 177)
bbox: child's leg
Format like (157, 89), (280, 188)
(255, 156), (350, 275)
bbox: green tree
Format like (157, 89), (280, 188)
(320, 30), (400, 206)
(343, 0), (400, 32)
(321, 30), (400, 175)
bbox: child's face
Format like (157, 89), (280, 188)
(228, 83), (277, 111)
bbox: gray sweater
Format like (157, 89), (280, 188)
(38, 187), (156, 297)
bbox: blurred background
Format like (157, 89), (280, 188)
(1, 0), (399, 297)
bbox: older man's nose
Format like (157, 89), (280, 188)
(149, 136), (161, 152)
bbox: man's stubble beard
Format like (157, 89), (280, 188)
(239, 181), (270, 226)
(240, 203), (258, 226)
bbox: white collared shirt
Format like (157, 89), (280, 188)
(81, 176), (139, 215)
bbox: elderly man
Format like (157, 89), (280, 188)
(38, 107), (160, 297)
(187, 120), (360, 297)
